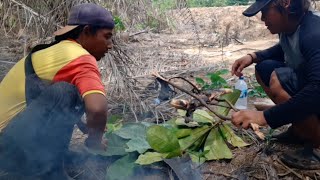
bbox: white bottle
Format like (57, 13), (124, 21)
(235, 76), (248, 110)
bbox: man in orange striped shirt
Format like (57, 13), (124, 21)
(0, 3), (113, 179)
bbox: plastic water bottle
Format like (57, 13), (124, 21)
(235, 76), (248, 110)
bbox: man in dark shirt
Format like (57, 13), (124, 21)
(231, 0), (320, 169)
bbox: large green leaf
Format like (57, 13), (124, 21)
(114, 123), (151, 154)
(135, 152), (168, 165)
(188, 130), (210, 151)
(193, 109), (215, 124)
(146, 125), (181, 157)
(175, 117), (200, 127)
(219, 124), (249, 148)
(179, 125), (212, 151)
(216, 90), (241, 116)
(204, 128), (232, 160)
(175, 128), (193, 139)
(114, 123), (146, 139)
(106, 154), (139, 180)
(189, 150), (209, 165)
(100, 133), (128, 156)
(126, 137), (151, 154)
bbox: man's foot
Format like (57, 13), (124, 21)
(271, 127), (305, 145)
(280, 147), (320, 170)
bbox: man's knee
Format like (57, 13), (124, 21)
(255, 60), (285, 87)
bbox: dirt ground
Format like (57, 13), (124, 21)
(1, 4), (320, 180)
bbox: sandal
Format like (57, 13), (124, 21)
(271, 127), (305, 145)
(280, 146), (320, 170)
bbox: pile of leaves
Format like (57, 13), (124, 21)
(96, 88), (249, 180)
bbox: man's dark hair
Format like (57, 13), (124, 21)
(54, 25), (108, 42)
(273, 0), (311, 20)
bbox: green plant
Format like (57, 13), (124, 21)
(248, 84), (267, 98)
(113, 16), (126, 32)
(195, 69), (230, 90)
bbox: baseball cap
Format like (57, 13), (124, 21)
(243, 0), (273, 17)
(54, 3), (115, 36)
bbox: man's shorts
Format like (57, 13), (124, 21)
(255, 60), (304, 96)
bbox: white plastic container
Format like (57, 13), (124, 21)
(235, 76), (248, 110)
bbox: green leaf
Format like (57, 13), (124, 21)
(126, 137), (151, 154)
(189, 150), (209, 165)
(175, 117), (200, 127)
(177, 109), (187, 116)
(188, 130), (210, 151)
(108, 115), (123, 124)
(193, 109), (215, 124)
(195, 77), (206, 86)
(135, 152), (168, 165)
(219, 124), (249, 148)
(216, 90), (241, 116)
(107, 115), (123, 133)
(114, 123), (146, 139)
(114, 123), (151, 154)
(106, 154), (138, 180)
(175, 128), (193, 139)
(100, 133), (128, 156)
(216, 69), (229, 75)
(146, 125), (181, 157)
(179, 126), (212, 151)
(204, 128), (233, 160)
(207, 73), (227, 88)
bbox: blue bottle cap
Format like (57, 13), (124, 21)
(239, 76), (244, 80)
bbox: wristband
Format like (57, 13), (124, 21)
(247, 53), (254, 63)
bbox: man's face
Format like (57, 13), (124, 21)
(84, 28), (113, 61)
(260, 3), (286, 34)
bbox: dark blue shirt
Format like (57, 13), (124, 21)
(255, 11), (320, 128)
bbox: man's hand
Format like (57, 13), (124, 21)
(85, 133), (107, 152)
(231, 54), (255, 77)
(231, 110), (268, 129)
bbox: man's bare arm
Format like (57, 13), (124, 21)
(83, 93), (107, 149)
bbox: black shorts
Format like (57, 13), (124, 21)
(255, 60), (304, 96)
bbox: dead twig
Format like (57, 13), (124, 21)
(276, 158), (304, 180)
(202, 170), (239, 179)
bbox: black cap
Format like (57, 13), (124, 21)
(54, 3), (115, 36)
(243, 0), (273, 17)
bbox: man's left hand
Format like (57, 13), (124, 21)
(231, 110), (268, 129)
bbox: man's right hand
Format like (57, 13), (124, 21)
(231, 54), (255, 77)
(85, 134), (107, 152)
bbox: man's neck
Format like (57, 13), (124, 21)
(283, 13), (306, 34)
